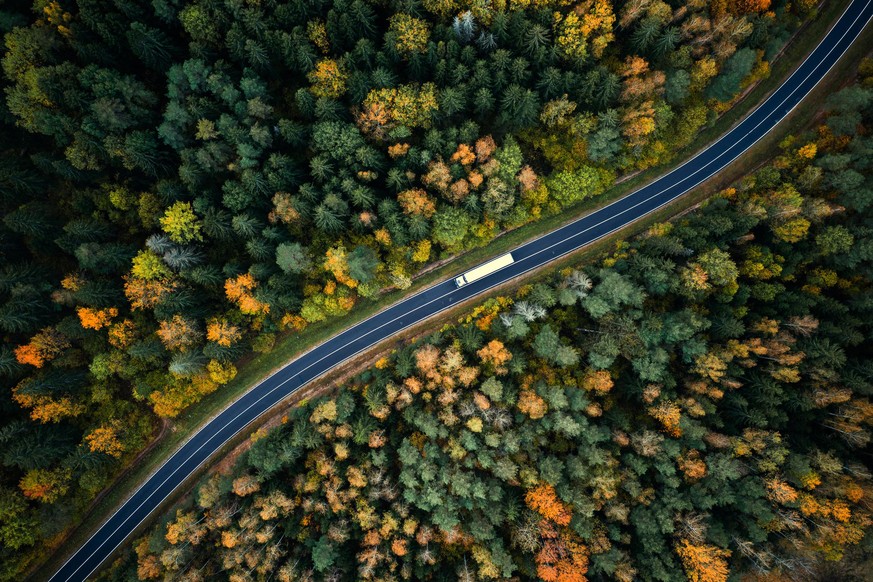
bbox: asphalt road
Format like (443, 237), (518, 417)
(49, 1), (873, 580)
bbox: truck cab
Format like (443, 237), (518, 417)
(454, 276), (467, 287)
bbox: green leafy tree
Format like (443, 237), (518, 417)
(160, 202), (203, 243)
(546, 166), (614, 207)
(432, 207), (473, 250)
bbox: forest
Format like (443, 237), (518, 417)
(105, 74), (873, 582)
(0, 0), (835, 578)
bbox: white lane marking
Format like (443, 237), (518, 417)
(54, 2), (871, 580)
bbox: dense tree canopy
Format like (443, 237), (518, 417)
(108, 77), (873, 582)
(0, 0), (842, 578)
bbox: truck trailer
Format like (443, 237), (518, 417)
(454, 253), (514, 288)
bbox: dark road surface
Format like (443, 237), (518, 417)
(49, 1), (873, 579)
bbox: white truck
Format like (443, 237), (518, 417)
(454, 252), (514, 288)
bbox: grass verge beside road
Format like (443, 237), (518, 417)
(34, 2), (867, 579)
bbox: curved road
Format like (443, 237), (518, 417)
(51, 2), (873, 580)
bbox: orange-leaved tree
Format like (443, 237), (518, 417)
(77, 306), (118, 330)
(85, 425), (125, 458)
(225, 273), (270, 316)
(14, 327), (69, 368)
(526, 483), (572, 526)
(674, 538), (731, 582)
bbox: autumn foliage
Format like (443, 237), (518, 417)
(124, 276), (174, 310)
(0, 0), (869, 578)
(225, 273), (270, 316)
(476, 339), (512, 368)
(398, 188), (437, 218)
(77, 307), (118, 330)
(19, 468), (71, 504)
(307, 59), (347, 99)
(85, 426), (125, 458)
(526, 483), (572, 526)
(11, 390), (85, 424)
(675, 539), (731, 582)
(535, 520), (590, 582)
(581, 369), (613, 394)
(156, 315), (199, 351)
(206, 318), (243, 347)
(14, 328), (69, 368)
(648, 400), (683, 437)
(359, 84), (438, 136)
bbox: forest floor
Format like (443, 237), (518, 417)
(35, 2), (872, 579)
